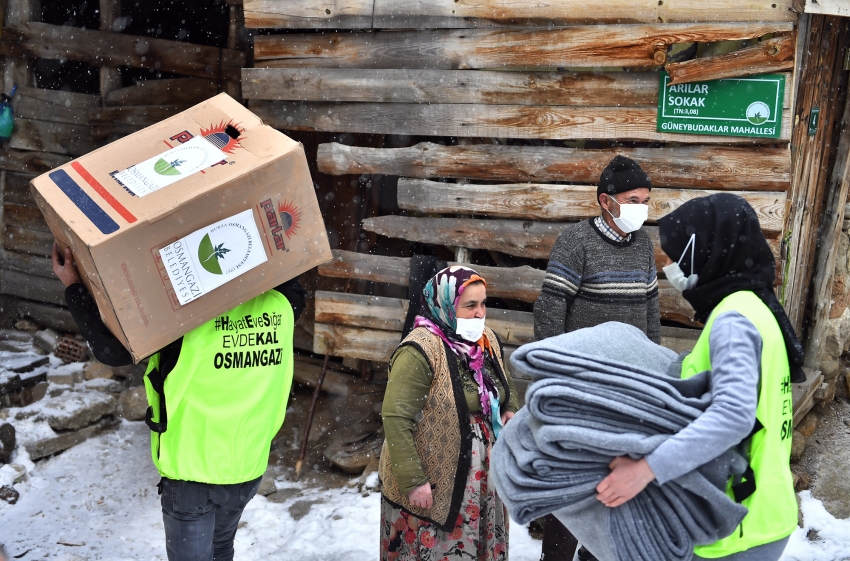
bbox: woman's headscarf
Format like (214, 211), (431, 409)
(412, 265), (498, 414)
(657, 193), (805, 382)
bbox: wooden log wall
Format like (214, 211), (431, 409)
(0, 1), (246, 332)
(240, 2), (810, 364)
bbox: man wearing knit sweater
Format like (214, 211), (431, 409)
(532, 155), (661, 561)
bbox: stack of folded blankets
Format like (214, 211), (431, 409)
(491, 322), (749, 561)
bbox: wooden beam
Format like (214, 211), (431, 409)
(252, 101), (792, 144)
(1, 171), (36, 206)
(100, 0), (123, 99)
(0, 249), (54, 277)
(0, 22), (247, 82)
(4, 225), (53, 256)
(665, 35), (795, 85)
(317, 142), (792, 191)
(14, 87), (101, 126)
(395, 180), (787, 233)
(253, 24), (794, 70)
(0, 268), (66, 305)
(16, 300), (79, 333)
(803, 76), (850, 367)
(315, 290), (408, 332)
(242, 68), (659, 106)
(7, 119), (102, 157)
(782, 16), (850, 331)
(3, 202), (49, 232)
(314, 323), (400, 362)
(293, 355), (363, 396)
(243, 1), (797, 29)
(317, 249), (698, 325)
(2, 0), (36, 95)
(25, 418), (115, 461)
(804, 0), (850, 16)
(362, 215), (781, 270)
(0, 149), (71, 175)
(88, 105), (189, 127)
(104, 78), (219, 106)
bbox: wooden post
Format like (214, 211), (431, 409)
(226, 4), (243, 101)
(100, 0), (122, 99)
(803, 81), (850, 367)
(782, 16), (850, 333)
(3, 0), (38, 94)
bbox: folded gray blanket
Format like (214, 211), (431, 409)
(491, 322), (748, 561)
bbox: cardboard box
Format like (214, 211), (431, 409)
(31, 93), (331, 362)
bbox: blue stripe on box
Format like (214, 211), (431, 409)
(49, 169), (120, 235)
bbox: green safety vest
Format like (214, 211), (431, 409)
(682, 291), (797, 557)
(143, 290), (294, 484)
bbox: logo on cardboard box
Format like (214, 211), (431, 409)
(260, 199), (301, 251)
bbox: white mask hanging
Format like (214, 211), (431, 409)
(606, 196), (648, 234)
(662, 233), (699, 292)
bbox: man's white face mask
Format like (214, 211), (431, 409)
(663, 233), (699, 292)
(606, 196), (649, 234)
(455, 316), (486, 342)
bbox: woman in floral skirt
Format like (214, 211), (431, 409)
(378, 266), (519, 561)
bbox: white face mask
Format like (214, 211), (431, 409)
(606, 196), (649, 234)
(662, 233), (699, 292)
(456, 316), (486, 342)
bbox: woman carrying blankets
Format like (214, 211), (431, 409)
(379, 265), (519, 560)
(596, 193), (803, 560)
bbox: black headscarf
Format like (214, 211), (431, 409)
(657, 193), (805, 383)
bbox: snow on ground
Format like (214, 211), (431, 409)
(0, 421), (542, 560)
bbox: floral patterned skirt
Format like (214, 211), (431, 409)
(379, 414), (509, 561)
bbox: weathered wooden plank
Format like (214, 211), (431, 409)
(16, 300), (79, 334)
(317, 250), (698, 325)
(244, 1), (797, 28)
(371, 0), (799, 27)
(24, 418), (116, 461)
(100, 0), (124, 99)
(315, 290), (408, 332)
(0, 23), (247, 82)
(802, 81), (850, 367)
(104, 78), (219, 106)
(90, 124), (143, 140)
(0, 249), (55, 278)
(16, 87), (101, 108)
(0, 149), (71, 175)
(0, 268), (66, 305)
(14, 95), (93, 126)
(396, 180), (787, 233)
(1, 172), (37, 206)
(7, 119), (102, 157)
(314, 323), (400, 362)
(665, 35), (794, 85)
(804, 0), (850, 16)
(88, 105), (190, 127)
(244, 0), (374, 29)
(242, 68), (659, 106)
(293, 355), (362, 396)
(252, 101), (792, 144)
(3, 203), (50, 232)
(362, 215), (781, 268)
(317, 142), (792, 191)
(3, 226), (54, 256)
(253, 24), (793, 69)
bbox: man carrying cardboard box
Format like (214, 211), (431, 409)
(53, 243), (306, 561)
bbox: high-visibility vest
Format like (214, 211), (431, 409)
(143, 290), (294, 484)
(682, 291), (797, 557)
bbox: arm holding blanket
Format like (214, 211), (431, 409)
(597, 311), (760, 507)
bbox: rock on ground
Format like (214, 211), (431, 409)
(14, 390), (117, 431)
(119, 386), (148, 421)
(799, 399), (850, 519)
(0, 422), (15, 463)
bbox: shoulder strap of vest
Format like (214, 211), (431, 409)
(145, 360), (168, 434)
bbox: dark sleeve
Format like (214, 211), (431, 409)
(272, 277), (307, 321)
(533, 228), (584, 341)
(65, 283), (134, 367)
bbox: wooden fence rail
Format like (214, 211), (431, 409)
(243, 0), (798, 29)
(316, 142), (792, 191)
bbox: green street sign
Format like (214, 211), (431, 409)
(657, 71), (785, 139)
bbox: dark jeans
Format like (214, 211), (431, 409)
(540, 514), (580, 561)
(160, 476), (262, 561)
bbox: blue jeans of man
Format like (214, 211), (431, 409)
(160, 476), (262, 561)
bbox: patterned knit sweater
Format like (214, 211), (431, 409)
(533, 218), (661, 343)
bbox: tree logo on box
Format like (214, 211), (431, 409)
(746, 102), (770, 125)
(154, 158), (187, 176)
(198, 235), (230, 274)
